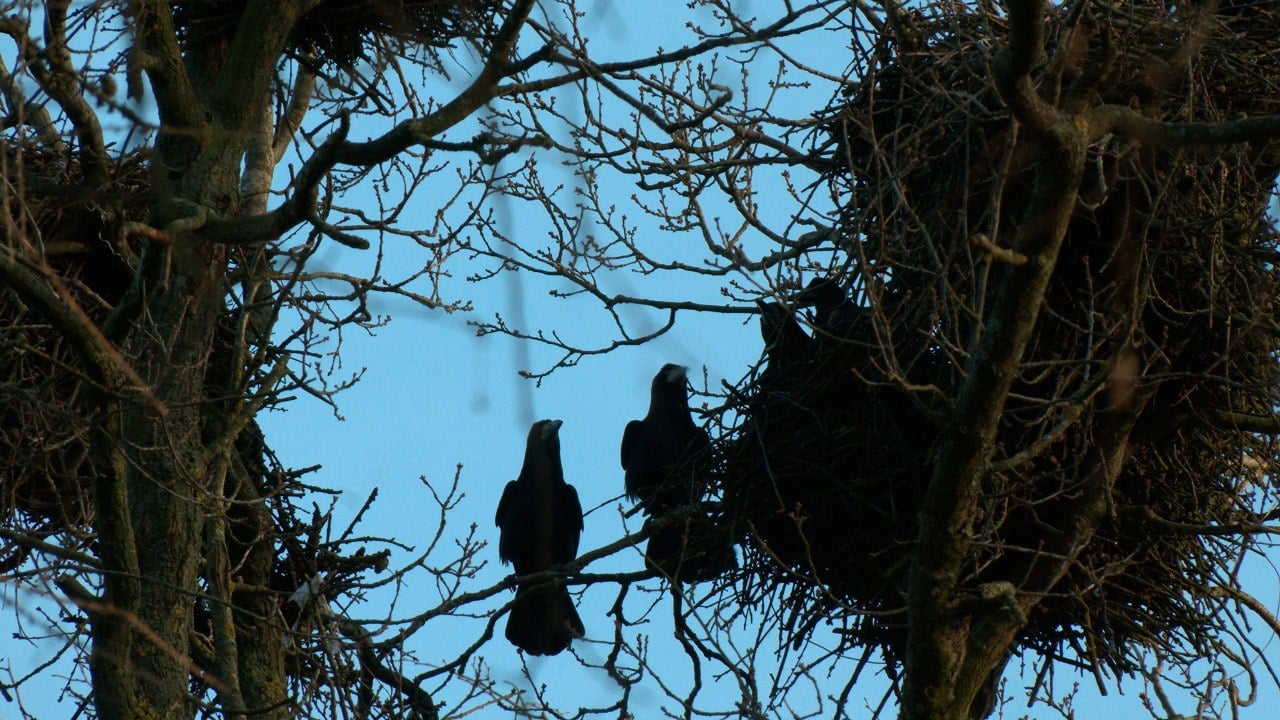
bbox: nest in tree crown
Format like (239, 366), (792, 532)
(717, 0), (1280, 679)
(0, 146), (151, 544)
(171, 0), (500, 67)
(0, 144), (382, 639)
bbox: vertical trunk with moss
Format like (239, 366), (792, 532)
(88, 231), (225, 719)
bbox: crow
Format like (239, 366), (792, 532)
(622, 364), (734, 581)
(641, 503), (737, 583)
(797, 276), (862, 347)
(621, 364), (710, 513)
(495, 419), (585, 655)
(758, 300), (816, 376)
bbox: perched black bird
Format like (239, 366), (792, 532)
(797, 276), (862, 346)
(622, 364), (710, 512)
(758, 300), (816, 375)
(495, 419), (585, 655)
(622, 364), (735, 581)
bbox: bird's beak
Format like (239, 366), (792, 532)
(542, 419), (564, 439)
(665, 365), (689, 383)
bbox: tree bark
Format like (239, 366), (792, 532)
(901, 133), (1087, 719)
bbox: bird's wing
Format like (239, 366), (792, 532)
(496, 479), (518, 527)
(621, 419), (644, 470)
(495, 480), (520, 564)
(554, 483), (584, 562)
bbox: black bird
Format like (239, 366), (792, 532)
(797, 276), (862, 346)
(622, 364), (734, 581)
(640, 503), (737, 583)
(495, 419), (585, 655)
(758, 300), (816, 375)
(621, 364), (710, 512)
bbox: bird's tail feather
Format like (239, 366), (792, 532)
(505, 582), (584, 656)
(645, 512), (737, 583)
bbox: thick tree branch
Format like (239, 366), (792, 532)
(83, 412), (143, 718)
(1091, 105), (1280, 146)
(329, 0), (536, 167)
(0, 528), (100, 569)
(1202, 586), (1280, 640)
(203, 113), (356, 246)
(54, 575), (227, 693)
(1128, 506), (1280, 536)
(126, 0), (202, 131)
(201, 506), (248, 716)
(111, 0), (524, 260)
(197, 359), (290, 469)
(881, 0), (925, 52)
(205, 0), (537, 247)
(271, 64), (317, 159)
(240, 97), (280, 217)
(212, 0), (318, 136)
(902, 128), (1087, 719)
(992, 0), (1057, 136)
(335, 617), (438, 720)
(970, 233), (1028, 266)
(0, 55), (64, 151)
(1205, 410), (1280, 435)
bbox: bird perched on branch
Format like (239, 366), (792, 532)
(495, 419), (584, 655)
(622, 364), (735, 581)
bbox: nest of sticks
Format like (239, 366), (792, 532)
(0, 146), (151, 544)
(0, 144), (389, 662)
(718, 0), (1280, 679)
(172, 0), (499, 67)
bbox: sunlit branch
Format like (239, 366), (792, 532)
(1091, 105), (1280, 147)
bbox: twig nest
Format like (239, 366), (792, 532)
(172, 0), (500, 67)
(717, 0), (1280, 675)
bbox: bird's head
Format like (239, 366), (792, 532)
(756, 300), (791, 343)
(657, 363), (688, 386)
(533, 418), (563, 442)
(526, 419), (564, 473)
(798, 276), (847, 310)
(651, 363), (691, 408)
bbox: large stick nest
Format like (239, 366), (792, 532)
(172, 0), (500, 67)
(716, 0), (1280, 680)
(0, 145), (390, 667)
(0, 147), (150, 537)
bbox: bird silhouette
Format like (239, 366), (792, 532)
(622, 364), (735, 581)
(495, 419), (584, 655)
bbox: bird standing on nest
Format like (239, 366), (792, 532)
(797, 276), (863, 348)
(757, 300), (816, 379)
(622, 364), (735, 582)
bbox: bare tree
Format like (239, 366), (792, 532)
(470, 1), (1280, 719)
(1, 1), (1279, 720)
